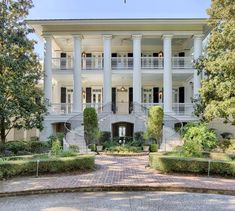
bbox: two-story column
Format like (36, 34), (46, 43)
(193, 34), (203, 98)
(163, 35), (173, 113)
(103, 35), (112, 109)
(43, 35), (52, 113)
(73, 35), (82, 113)
(132, 35), (142, 105)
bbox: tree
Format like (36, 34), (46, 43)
(195, 0), (235, 125)
(146, 106), (163, 144)
(0, 0), (46, 144)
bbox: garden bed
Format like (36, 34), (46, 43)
(0, 154), (95, 179)
(102, 152), (149, 156)
(149, 152), (235, 177)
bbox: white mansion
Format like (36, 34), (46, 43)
(26, 18), (211, 141)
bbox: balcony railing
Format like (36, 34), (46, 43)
(52, 56), (193, 71)
(111, 57), (133, 70)
(52, 58), (73, 70)
(51, 103), (73, 114)
(141, 57), (164, 69)
(172, 57), (193, 69)
(172, 103), (195, 115)
(82, 57), (103, 70)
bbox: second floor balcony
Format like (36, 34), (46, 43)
(52, 56), (194, 71)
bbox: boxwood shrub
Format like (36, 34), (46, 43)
(149, 153), (235, 176)
(0, 154), (95, 179)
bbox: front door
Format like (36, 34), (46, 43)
(116, 87), (128, 114)
(112, 122), (134, 139)
(92, 88), (102, 111)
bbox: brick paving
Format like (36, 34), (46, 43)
(0, 155), (234, 195)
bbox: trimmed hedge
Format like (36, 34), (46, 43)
(149, 153), (235, 176)
(0, 154), (95, 179)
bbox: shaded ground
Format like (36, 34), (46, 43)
(0, 191), (234, 211)
(0, 155), (234, 195)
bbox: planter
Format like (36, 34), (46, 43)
(143, 145), (150, 152)
(96, 145), (103, 152)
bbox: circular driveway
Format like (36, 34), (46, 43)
(0, 191), (234, 211)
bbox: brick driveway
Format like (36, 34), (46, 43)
(0, 155), (234, 195)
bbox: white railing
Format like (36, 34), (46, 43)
(172, 103), (195, 115)
(111, 57), (133, 70)
(82, 103), (103, 113)
(52, 58), (73, 70)
(82, 57), (103, 70)
(141, 57), (164, 69)
(141, 103), (164, 108)
(172, 57), (193, 69)
(51, 103), (73, 114)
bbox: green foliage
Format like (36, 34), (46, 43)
(134, 132), (145, 146)
(149, 153), (235, 176)
(103, 139), (119, 149)
(106, 145), (142, 154)
(51, 140), (62, 156)
(99, 131), (111, 144)
(83, 108), (98, 144)
(0, 0), (46, 143)
(0, 140), (50, 156)
(182, 123), (218, 157)
(146, 106), (163, 143)
(48, 133), (64, 147)
(219, 139), (232, 153)
(0, 155), (95, 179)
(68, 145), (79, 153)
(195, 0), (235, 125)
(88, 144), (96, 151)
(150, 144), (158, 152)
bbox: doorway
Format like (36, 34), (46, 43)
(112, 122), (134, 139)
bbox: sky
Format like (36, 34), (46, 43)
(28, 0), (211, 58)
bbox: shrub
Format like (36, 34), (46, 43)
(69, 145), (79, 153)
(103, 139), (119, 149)
(29, 141), (50, 154)
(99, 131), (111, 144)
(51, 140), (62, 156)
(134, 132), (145, 146)
(146, 106), (163, 144)
(149, 153), (235, 176)
(0, 155), (95, 179)
(88, 144), (96, 151)
(48, 133), (64, 147)
(182, 123), (218, 157)
(83, 107), (98, 145)
(4, 141), (30, 155)
(219, 139), (232, 153)
(150, 144), (158, 152)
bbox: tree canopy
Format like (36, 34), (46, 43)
(0, 0), (46, 143)
(195, 0), (235, 125)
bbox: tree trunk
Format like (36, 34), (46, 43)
(0, 117), (6, 144)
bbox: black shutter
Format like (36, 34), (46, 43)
(61, 87), (66, 103)
(112, 88), (116, 113)
(179, 52), (185, 57)
(86, 87), (92, 103)
(60, 53), (67, 69)
(129, 87), (133, 113)
(153, 87), (159, 103)
(179, 87), (185, 103)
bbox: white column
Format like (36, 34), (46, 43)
(103, 35), (112, 107)
(163, 35), (173, 113)
(73, 35), (82, 113)
(132, 34), (142, 104)
(193, 34), (203, 98)
(43, 35), (52, 112)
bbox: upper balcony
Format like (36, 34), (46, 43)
(52, 56), (193, 71)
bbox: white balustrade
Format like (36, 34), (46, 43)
(51, 103), (73, 114)
(111, 57), (133, 70)
(141, 57), (164, 69)
(52, 58), (73, 70)
(172, 103), (195, 115)
(172, 57), (193, 69)
(82, 57), (103, 70)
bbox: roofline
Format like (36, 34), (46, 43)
(26, 18), (208, 24)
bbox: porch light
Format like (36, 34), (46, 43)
(120, 86), (127, 92)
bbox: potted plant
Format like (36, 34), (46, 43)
(93, 128), (102, 152)
(143, 132), (150, 152)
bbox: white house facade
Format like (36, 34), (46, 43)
(27, 18), (211, 141)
